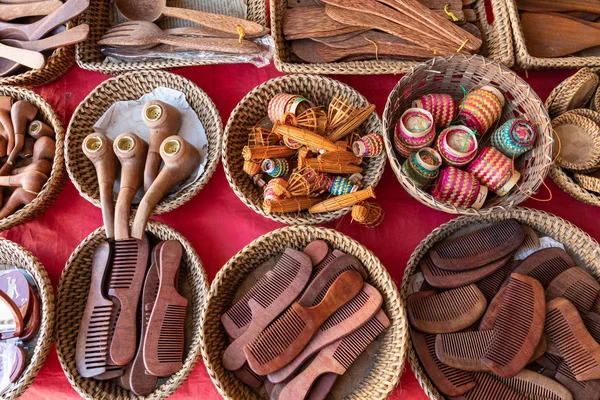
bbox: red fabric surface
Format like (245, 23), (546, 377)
(3, 63), (599, 399)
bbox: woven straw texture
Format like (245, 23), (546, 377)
(271, 0), (514, 75)
(55, 220), (209, 400)
(223, 74), (386, 225)
(0, 86), (65, 231)
(201, 225), (405, 399)
(400, 207), (600, 399)
(0, 239), (55, 400)
(65, 70), (222, 215)
(382, 55), (553, 215)
(75, 0), (267, 74)
(545, 68), (600, 117)
(550, 166), (600, 207)
(593, 87), (600, 111)
(507, 0), (600, 69)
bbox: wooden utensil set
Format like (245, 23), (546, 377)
(75, 98), (199, 394)
(0, 0), (90, 76)
(283, 0), (482, 63)
(220, 240), (389, 399)
(409, 218), (600, 399)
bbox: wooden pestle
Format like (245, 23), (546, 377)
(82, 133), (117, 239)
(141, 100), (181, 192)
(131, 136), (199, 239)
(0, 100), (37, 176)
(0, 97), (13, 159)
(113, 132), (148, 240)
(27, 120), (54, 140)
(0, 170), (48, 218)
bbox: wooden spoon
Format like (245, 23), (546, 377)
(0, 42), (43, 72)
(517, 0), (600, 14)
(521, 12), (600, 57)
(0, 0), (61, 21)
(0, 24), (89, 76)
(164, 26), (243, 38)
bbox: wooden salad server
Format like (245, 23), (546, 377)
(0, 0), (61, 21)
(0, 100), (37, 176)
(0, 43), (44, 73)
(28, 120), (54, 140)
(516, 0), (600, 13)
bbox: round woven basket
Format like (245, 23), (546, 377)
(400, 207), (600, 399)
(55, 220), (209, 400)
(382, 55), (553, 215)
(0, 238), (55, 400)
(0, 86), (65, 231)
(65, 70), (222, 215)
(223, 75), (386, 225)
(201, 226), (405, 399)
(550, 166), (600, 207)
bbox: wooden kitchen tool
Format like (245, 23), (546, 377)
(512, 248), (574, 288)
(0, 0), (61, 21)
(545, 297), (600, 381)
(278, 309), (390, 399)
(495, 369), (572, 400)
(221, 248), (312, 371)
(451, 372), (527, 400)
(267, 283), (382, 383)
(0, 270), (31, 320)
(407, 284), (487, 333)
(164, 26), (245, 38)
(429, 219), (524, 271)
(421, 254), (510, 289)
(282, 6), (365, 40)
(517, 0), (600, 13)
(0, 43), (44, 73)
(313, 29), (424, 49)
(555, 360), (600, 400)
(144, 240), (186, 377)
(244, 270), (364, 375)
(435, 330), (494, 371)
(411, 328), (476, 396)
(546, 267), (600, 313)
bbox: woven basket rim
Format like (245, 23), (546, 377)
(64, 69), (222, 216)
(382, 54), (553, 216)
(222, 74), (386, 225)
(0, 85), (65, 231)
(400, 206), (600, 399)
(552, 112), (600, 171)
(201, 225), (406, 400)
(550, 165), (600, 207)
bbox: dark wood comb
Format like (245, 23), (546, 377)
(536, 353), (563, 373)
(429, 219), (524, 271)
(306, 373), (339, 400)
(495, 369), (572, 400)
(449, 372), (527, 400)
(234, 364), (264, 388)
(303, 240), (330, 267)
(407, 284), (487, 334)
(411, 328), (476, 396)
(267, 283), (382, 383)
(144, 240), (187, 377)
(555, 360), (600, 400)
(512, 248), (574, 288)
(245, 270), (364, 376)
(545, 297), (600, 381)
(475, 260), (517, 302)
(546, 267), (600, 313)
(277, 309), (390, 399)
(435, 330), (494, 371)
(221, 248), (313, 371)
(514, 225), (540, 255)
(76, 242), (114, 378)
(421, 254), (511, 289)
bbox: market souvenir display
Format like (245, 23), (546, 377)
(383, 55), (552, 215)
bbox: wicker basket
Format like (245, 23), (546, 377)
(223, 74), (386, 225)
(65, 70), (222, 215)
(0, 239), (55, 400)
(201, 225), (406, 399)
(271, 0), (514, 75)
(55, 220), (209, 400)
(507, 0), (600, 69)
(550, 166), (600, 207)
(400, 207), (600, 399)
(75, 0), (267, 74)
(382, 54), (553, 215)
(0, 86), (65, 231)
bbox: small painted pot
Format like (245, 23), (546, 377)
(467, 146), (521, 197)
(435, 125), (478, 167)
(490, 118), (536, 158)
(401, 147), (442, 188)
(353, 133), (384, 157)
(430, 166), (488, 209)
(412, 93), (457, 128)
(395, 108), (435, 157)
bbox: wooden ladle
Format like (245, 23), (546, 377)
(0, 43), (44, 73)
(0, 0), (62, 21)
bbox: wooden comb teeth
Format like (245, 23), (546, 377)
(547, 267), (600, 313)
(476, 261), (513, 302)
(407, 284), (487, 334)
(536, 353), (563, 373)
(234, 364), (264, 388)
(555, 360), (600, 400)
(512, 248), (574, 288)
(545, 297), (600, 381)
(515, 225), (540, 255)
(411, 328), (476, 396)
(435, 330), (495, 371)
(450, 372), (527, 400)
(297, 250), (345, 300)
(495, 369), (572, 400)
(430, 219), (524, 271)
(422, 254), (511, 289)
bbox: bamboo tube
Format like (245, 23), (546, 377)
(242, 145), (296, 161)
(318, 150), (362, 165)
(296, 108), (328, 134)
(328, 96), (356, 130)
(263, 196), (321, 214)
(309, 186), (375, 214)
(278, 167), (330, 197)
(328, 104), (376, 142)
(298, 156), (363, 174)
(273, 122), (338, 152)
(352, 201), (384, 228)
(248, 126), (280, 147)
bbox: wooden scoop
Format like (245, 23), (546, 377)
(0, 0), (61, 21)
(0, 43), (44, 73)
(517, 0), (600, 13)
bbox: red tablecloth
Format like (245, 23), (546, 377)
(4, 63), (599, 399)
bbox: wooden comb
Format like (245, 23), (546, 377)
(555, 360), (600, 400)
(514, 225), (540, 255)
(495, 369), (572, 400)
(411, 328), (476, 396)
(421, 254), (511, 289)
(245, 270), (364, 375)
(303, 240), (330, 267)
(449, 372), (527, 400)
(512, 248), (574, 288)
(537, 353), (563, 373)
(429, 220), (524, 271)
(267, 283), (382, 383)
(435, 330), (494, 371)
(221, 248), (312, 371)
(278, 309), (390, 399)
(144, 240), (186, 377)
(407, 285), (487, 333)
(545, 297), (600, 381)
(546, 267), (600, 313)
(234, 364), (264, 388)
(475, 260), (517, 302)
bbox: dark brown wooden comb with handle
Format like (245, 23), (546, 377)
(278, 309), (389, 399)
(555, 360), (600, 400)
(495, 369), (572, 400)
(511, 248), (574, 288)
(245, 270), (364, 375)
(450, 372), (527, 400)
(234, 364), (265, 388)
(0, 100), (37, 176)
(421, 254), (510, 289)
(546, 267), (600, 313)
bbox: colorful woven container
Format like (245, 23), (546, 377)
(261, 158), (289, 178)
(329, 176), (359, 195)
(395, 108), (435, 157)
(457, 86), (504, 135)
(490, 118), (537, 158)
(435, 125), (478, 167)
(412, 93), (457, 128)
(402, 147), (442, 188)
(268, 93), (313, 123)
(353, 133), (385, 158)
(430, 166), (488, 209)
(467, 146), (521, 196)
(264, 177), (288, 202)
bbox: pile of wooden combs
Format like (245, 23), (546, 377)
(283, 0), (483, 63)
(0, 96), (56, 219)
(220, 240), (390, 399)
(517, 0), (600, 58)
(75, 99), (200, 395)
(0, 0), (90, 76)
(408, 218), (600, 400)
